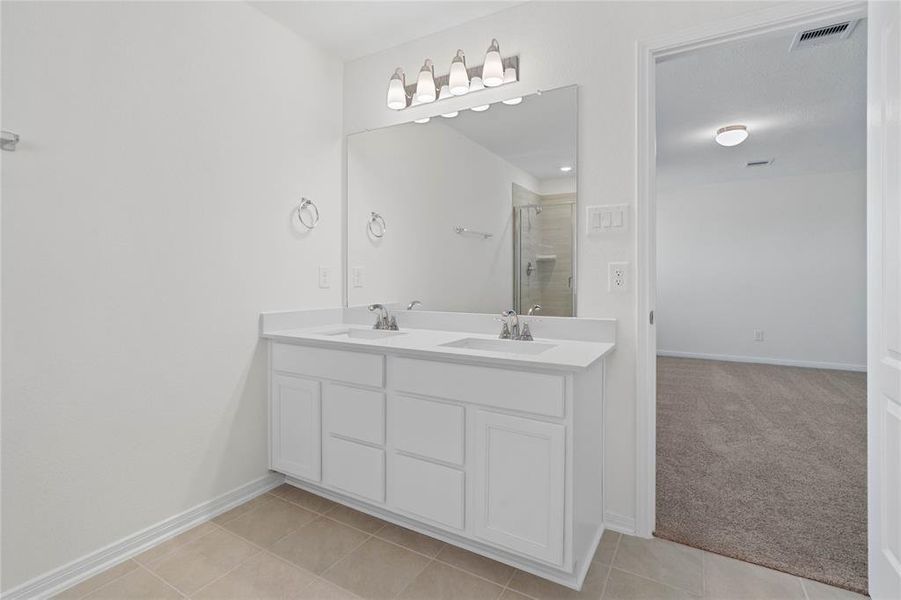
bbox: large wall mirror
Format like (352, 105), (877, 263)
(347, 85), (577, 316)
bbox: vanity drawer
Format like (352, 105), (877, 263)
(389, 453), (464, 530)
(272, 343), (384, 388)
(324, 384), (385, 445)
(390, 394), (464, 465)
(389, 357), (565, 418)
(324, 436), (385, 503)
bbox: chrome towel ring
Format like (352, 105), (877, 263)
(368, 212), (386, 238)
(296, 198), (320, 230)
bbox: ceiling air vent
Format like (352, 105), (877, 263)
(790, 20), (858, 50)
(746, 159), (774, 168)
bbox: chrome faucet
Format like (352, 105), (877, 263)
(368, 304), (398, 330)
(528, 304), (542, 316)
(407, 300), (422, 310)
(499, 310), (521, 340)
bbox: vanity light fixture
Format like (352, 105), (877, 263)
(385, 40), (517, 112)
(386, 68), (408, 110)
(415, 59), (437, 103)
(715, 124), (749, 147)
(482, 39), (504, 87)
(448, 49), (469, 95)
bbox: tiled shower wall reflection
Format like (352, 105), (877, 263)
(513, 184), (575, 317)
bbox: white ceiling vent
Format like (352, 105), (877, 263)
(790, 20), (858, 51)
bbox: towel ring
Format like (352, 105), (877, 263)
(296, 198), (320, 230)
(368, 212), (386, 238)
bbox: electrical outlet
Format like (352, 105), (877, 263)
(352, 266), (364, 288)
(754, 329), (765, 342)
(608, 262), (629, 293)
(318, 266), (331, 289)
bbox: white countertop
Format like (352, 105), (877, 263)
(262, 324), (615, 370)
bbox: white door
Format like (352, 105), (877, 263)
(270, 373), (321, 482)
(868, 2), (901, 598)
(473, 410), (565, 566)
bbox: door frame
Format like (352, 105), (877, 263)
(634, 0), (868, 538)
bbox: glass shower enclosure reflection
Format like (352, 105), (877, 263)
(513, 196), (576, 317)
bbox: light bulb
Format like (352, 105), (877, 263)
(448, 49), (469, 96)
(715, 125), (749, 146)
(482, 39), (504, 87)
(386, 68), (407, 110)
(415, 59), (436, 103)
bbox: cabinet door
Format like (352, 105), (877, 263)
(473, 410), (565, 565)
(271, 373), (321, 482)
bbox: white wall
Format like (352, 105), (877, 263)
(342, 0), (830, 527)
(347, 121), (537, 313)
(1, 2), (342, 590)
(657, 170), (866, 370)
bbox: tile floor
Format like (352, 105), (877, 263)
(53, 485), (870, 600)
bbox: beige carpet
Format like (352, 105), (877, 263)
(655, 356), (867, 594)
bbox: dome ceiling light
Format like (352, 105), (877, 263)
(715, 124), (749, 147)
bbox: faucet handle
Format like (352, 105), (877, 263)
(498, 321), (512, 339)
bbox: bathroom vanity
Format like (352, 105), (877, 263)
(260, 307), (614, 590)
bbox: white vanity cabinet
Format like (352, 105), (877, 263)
(267, 340), (606, 591)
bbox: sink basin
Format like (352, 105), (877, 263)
(322, 328), (406, 340)
(439, 337), (556, 355)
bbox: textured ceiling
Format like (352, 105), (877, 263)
(656, 18), (866, 190)
(250, 1), (520, 61)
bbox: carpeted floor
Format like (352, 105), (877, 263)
(655, 356), (868, 594)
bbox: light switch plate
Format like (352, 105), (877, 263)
(318, 266), (331, 289)
(587, 204), (629, 235)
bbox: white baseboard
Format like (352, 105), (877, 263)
(657, 350), (866, 372)
(2, 473), (285, 600)
(604, 511), (636, 536)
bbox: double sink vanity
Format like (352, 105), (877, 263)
(260, 305), (615, 590)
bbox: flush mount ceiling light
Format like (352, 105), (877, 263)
(415, 59), (437, 104)
(385, 40), (519, 114)
(448, 50), (469, 96)
(715, 125), (749, 147)
(560, 166), (573, 172)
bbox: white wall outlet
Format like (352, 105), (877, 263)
(318, 266), (331, 289)
(608, 262), (629, 293)
(351, 266), (364, 288)
(754, 329), (765, 342)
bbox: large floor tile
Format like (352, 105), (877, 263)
(270, 484), (339, 514)
(612, 536), (702, 595)
(507, 560), (607, 600)
(82, 566), (182, 599)
(301, 578), (361, 600)
(436, 544), (515, 585)
(192, 551), (316, 599)
(499, 591), (533, 600)
(325, 505), (387, 534)
(144, 527), (257, 595)
(801, 579), (869, 600)
(397, 561), (504, 600)
(221, 497), (317, 548)
(703, 553), (805, 599)
(53, 560), (140, 599)
(213, 494), (281, 526)
(322, 537), (430, 600)
(375, 523), (445, 557)
(603, 568), (699, 600)
(593, 531), (621, 566)
(269, 516), (369, 574)
(134, 523), (219, 566)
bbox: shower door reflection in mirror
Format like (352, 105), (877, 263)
(346, 85), (577, 314)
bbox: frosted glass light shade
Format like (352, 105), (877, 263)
(482, 39), (504, 87)
(503, 66), (517, 84)
(414, 117), (430, 124)
(469, 76), (489, 111)
(438, 85), (458, 117)
(386, 68), (407, 110)
(502, 96), (522, 105)
(471, 104), (490, 112)
(415, 59), (436, 103)
(449, 50), (469, 96)
(715, 125), (749, 146)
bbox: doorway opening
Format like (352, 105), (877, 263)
(649, 13), (867, 594)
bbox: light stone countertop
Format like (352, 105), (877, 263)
(262, 324), (615, 371)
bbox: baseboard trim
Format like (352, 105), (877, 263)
(657, 350), (867, 372)
(604, 511), (637, 536)
(2, 473), (285, 600)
